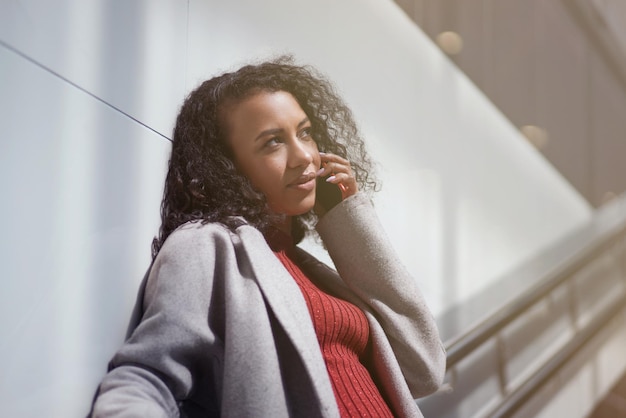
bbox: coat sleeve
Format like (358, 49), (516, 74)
(315, 193), (446, 398)
(91, 224), (229, 417)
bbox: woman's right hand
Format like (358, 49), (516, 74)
(314, 152), (357, 216)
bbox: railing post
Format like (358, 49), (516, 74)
(495, 334), (508, 399)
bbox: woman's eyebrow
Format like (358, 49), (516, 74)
(254, 117), (310, 142)
(255, 128), (283, 142)
(297, 117), (310, 128)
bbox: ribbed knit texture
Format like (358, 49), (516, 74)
(266, 228), (393, 418)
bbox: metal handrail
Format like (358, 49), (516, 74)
(487, 292), (626, 417)
(445, 221), (626, 369)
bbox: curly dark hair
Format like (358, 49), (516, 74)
(152, 56), (378, 258)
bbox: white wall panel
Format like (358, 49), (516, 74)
(0, 0), (187, 137)
(0, 46), (170, 418)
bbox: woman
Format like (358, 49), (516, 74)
(91, 57), (445, 417)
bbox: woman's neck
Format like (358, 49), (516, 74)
(273, 216), (292, 236)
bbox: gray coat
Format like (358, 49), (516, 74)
(91, 194), (446, 417)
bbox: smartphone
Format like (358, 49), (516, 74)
(315, 176), (342, 212)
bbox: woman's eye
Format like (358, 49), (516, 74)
(299, 127), (312, 139)
(264, 137), (281, 148)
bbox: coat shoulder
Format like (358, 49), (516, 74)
(158, 221), (238, 258)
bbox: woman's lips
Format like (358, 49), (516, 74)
(288, 172), (317, 191)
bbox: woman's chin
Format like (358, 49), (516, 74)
(270, 198), (316, 217)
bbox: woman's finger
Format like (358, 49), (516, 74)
(317, 161), (350, 177)
(323, 168), (358, 199)
(317, 152), (358, 199)
(318, 153), (352, 176)
(319, 152), (350, 165)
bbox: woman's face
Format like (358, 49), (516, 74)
(224, 90), (321, 216)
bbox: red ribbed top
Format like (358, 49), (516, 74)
(266, 228), (394, 418)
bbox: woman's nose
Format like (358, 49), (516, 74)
(287, 139), (314, 168)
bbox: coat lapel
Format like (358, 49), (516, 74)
(235, 226), (339, 416)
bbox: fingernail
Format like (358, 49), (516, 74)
(326, 175), (336, 182)
(319, 152), (326, 155)
(316, 168), (325, 176)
